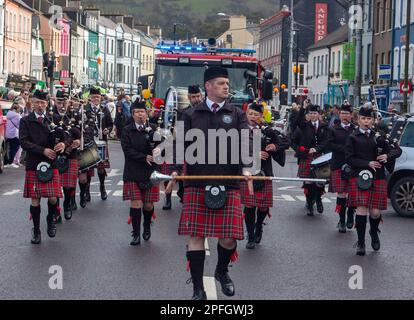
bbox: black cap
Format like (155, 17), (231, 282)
(131, 99), (146, 111)
(188, 84), (201, 94)
(89, 87), (101, 95)
(308, 104), (320, 113)
(340, 104), (353, 113)
(204, 66), (228, 83)
(358, 106), (374, 117)
(32, 90), (48, 101)
(56, 90), (69, 101)
(248, 101), (263, 114)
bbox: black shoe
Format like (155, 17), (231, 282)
(47, 218), (57, 238)
(214, 270), (235, 297)
(85, 189), (91, 202)
(246, 236), (256, 249)
(307, 204), (314, 216)
(80, 195), (87, 208)
(100, 186), (107, 200)
(254, 225), (263, 244)
(316, 198), (324, 213)
(338, 221), (346, 233)
(31, 229), (41, 244)
(142, 223), (151, 241)
(369, 230), (381, 251)
(162, 195), (172, 210)
(130, 231), (141, 246)
(192, 288), (207, 300)
(355, 242), (366, 256)
(63, 203), (72, 220)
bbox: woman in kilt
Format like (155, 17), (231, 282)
(328, 104), (356, 233)
(170, 67), (252, 300)
(121, 100), (160, 246)
(240, 102), (289, 249)
(19, 90), (67, 244)
(345, 106), (402, 256)
(295, 102), (330, 216)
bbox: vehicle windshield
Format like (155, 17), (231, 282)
(155, 64), (256, 102)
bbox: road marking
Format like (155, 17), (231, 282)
(280, 194), (295, 201)
(2, 189), (22, 196)
(296, 195), (306, 202)
(203, 276), (218, 300)
(278, 186), (297, 191)
(107, 169), (122, 177)
(117, 181), (124, 186)
(112, 190), (123, 197)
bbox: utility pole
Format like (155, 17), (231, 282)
(287, 0), (294, 106)
(403, 0), (412, 113)
(354, 0), (363, 107)
(173, 23), (177, 46)
(295, 31), (299, 92)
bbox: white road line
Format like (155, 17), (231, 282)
(117, 181), (124, 186)
(296, 195), (306, 202)
(205, 238), (210, 256)
(2, 189), (22, 196)
(322, 197), (332, 203)
(107, 169), (122, 177)
(278, 186), (297, 191)
(280, 194), (296, 201)
(203, 276), (218, 300)
(112, 190), (123, 197)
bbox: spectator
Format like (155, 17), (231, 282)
(288, 102), (300, 137)
(5, 98), (24, 168)
(20, 89), (30, 103)
(328, 105), (340, 128)
(7, 89), (19, 101)
(122, 95), (132, 120)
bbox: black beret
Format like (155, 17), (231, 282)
(248, 101), (263, 114)
(131, 99), (146, 111)
(188, 85), (201, 94)
(89, 87), (101, 95)
(340, 104), (353, 112)
(308, 104), (320, 112)
(32, 90), (48, 101)
(358, 106), (374, 117)
(56, 90), (69, 101)
(204, 66), (228, 83)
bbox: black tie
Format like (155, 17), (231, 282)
(212, 103), (219, 113)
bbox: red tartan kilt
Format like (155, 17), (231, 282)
(240, 180), (273, 208)
(178, 187), (244, 240)
(348, 178), (387, 210)
(329, 169), (349, 194)
(24, 169), (63, 199)
(297, 153), (320, 178)
(60, 159), (78, 188)
(122, 181), (160, 202)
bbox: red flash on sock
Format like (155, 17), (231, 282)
(186, 260), (190, 272)
(152, 212), (156, 221)
(230, 250), (239, 263)
(335, 204), (342, 214)
(127, 216), (132, 225)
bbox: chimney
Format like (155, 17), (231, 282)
(123, 16), (134, 29)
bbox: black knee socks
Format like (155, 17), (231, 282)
(130, 208), (142, 233)
(355, 215), (367, 244)
(47, 201), (58, 221)
(256, 208), (268, 226)
(216, 243), (237, 275)
(336, 198), (347, 224)
(98, 172), (106, 187)
(369, 215), (381, 234)
(243, 207), (256, 239)
(186, 250), (206, 291)
(30, 205), (41, 233)
(143, 207), (154, 226)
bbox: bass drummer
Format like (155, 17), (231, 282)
(78, 87), (113, 208)
(295, 102), (330, 216)
(328, 103), (356, 233)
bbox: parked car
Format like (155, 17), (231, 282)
(387, 115), (414, 217)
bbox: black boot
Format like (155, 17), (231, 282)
(315, 185), (324, 213)
(142, 207), (153, 241)
(369, 215), (381, 251)
(255, 209), (268, 244)
(79, 182), (87, 208)
(346, 206), (355, 229)
(47, 201), (58, 238)
(244, 207), (256, 249)
(30, 205), (41, 244)
(85, 176), (91, 202)
(98, 173), (107, 200)
(215, 243), (236, 297)
(130, 208), (141, 246)
(305, 185), (314, 216)
(355, 215), (367, 256)
(187, 250), (207, 300)
(162, 192), (172, 210)
(63, 188), (73, 220)
(336, 198), (347, 233)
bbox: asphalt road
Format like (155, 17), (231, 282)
(0, 142), (414, 300)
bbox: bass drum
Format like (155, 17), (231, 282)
(77, 142), (102, 172)
(310, 152), (332, 180)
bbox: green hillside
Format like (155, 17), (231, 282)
(83, 0), (280, 39)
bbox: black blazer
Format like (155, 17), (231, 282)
(328, 123), (356, 170)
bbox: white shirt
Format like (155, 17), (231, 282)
(135, 122), (144, 131)
(206, 97), (225, 112)
(34, 112), (44, 121)
(359, 128), (371, 135)
(341, 123), (351, 130)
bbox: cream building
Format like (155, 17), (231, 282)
(216, 16), (254, 49)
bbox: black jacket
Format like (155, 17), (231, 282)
(182, 101), (249, 188)
(84, 103), (114, 144)
(328, 123), (356, 170)
(293, 107), (330, 160)
(121, 122), (159, 182)
(19, 112), (67, 170)
(345, 129), (402, 180)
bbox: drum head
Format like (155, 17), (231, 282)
(311, 152), (332, 166)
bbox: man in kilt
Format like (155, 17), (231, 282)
(121, 100), (160, 245)
(241, 101), (289, 249)
(170, 67), (252, 300)
(78, 87), (113, 208)
(345, 106), (401, 256)
(328, 104), (356, 233)
(53, 90), (81, 220)
(295, 103), (330, 216)
(19, 90), (66, 244)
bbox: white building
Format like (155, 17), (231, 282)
(307, 45), (329, 107)
(0, 0), (6, 86)
(98, 16), (116, 94)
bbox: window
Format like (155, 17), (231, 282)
(395, 0), (401, 28)
(299, 63), (304, 85)
(325, 54), (328, 75)
(402, 0), (407, 26)
(375, 1), (380, 32)
(332, 52), (335, 73)
(400, 123), (414, 147)
(382, 0), (386, 31)
(409, 45), (414, 77)
(401, 46), (406, 78)
(337, 51), (341, 74)
(367, 44), (372, 77)
(313, 56), (316, 76)
(321, 55), (324, 75)
(368, 0), (372, 29)
(387, 0), (392, 29)
(117, 40), (123, 57)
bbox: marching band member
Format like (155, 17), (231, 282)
(345, 106), (401, 256)
(171, 67), (251, 300)
(78, 87), (114, 208)
(240, 101), (289, 249)
(19, 90), (66, 244)
(295, 103), (330, 216)
(53, 90), (81, 220)
(121, 99), (160, 245)
(328, 104), (356, 233)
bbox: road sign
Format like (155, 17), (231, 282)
(400, 81), (412, 94)
(378, 64), (391, 80)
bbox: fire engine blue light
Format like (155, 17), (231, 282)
(156, 45), (256, 54)
(185, 47), (192, 50)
